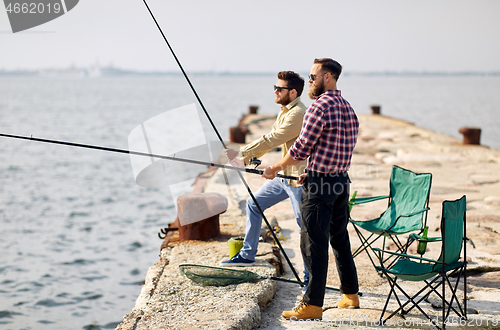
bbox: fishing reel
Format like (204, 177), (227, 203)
(249, 157), (262, 169)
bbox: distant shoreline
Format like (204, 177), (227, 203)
(1, 66), (499, 78)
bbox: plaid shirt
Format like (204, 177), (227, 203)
(289, 89), (359, 173)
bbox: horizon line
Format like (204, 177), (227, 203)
(1, 66), (499, 77)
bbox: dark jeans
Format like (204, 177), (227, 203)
(300, 171), (359, 307)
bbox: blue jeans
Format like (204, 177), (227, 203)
(240, 177), (310, 281)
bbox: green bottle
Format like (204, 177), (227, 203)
(417, 226), (429, 255)
(348, 190), (357, 213)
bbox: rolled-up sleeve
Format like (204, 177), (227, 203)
(289, 105), (324, 161)
(242, 109), (304, 164)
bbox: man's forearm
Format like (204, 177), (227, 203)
(274, 153), (300, 170)
(262, 153), (301, 179)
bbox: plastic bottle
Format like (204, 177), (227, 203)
(417, 226), (429, 255)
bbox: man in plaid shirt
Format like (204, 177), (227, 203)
(263, 58), (359, 320)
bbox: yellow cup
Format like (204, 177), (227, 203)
(228, 237), (244, 258)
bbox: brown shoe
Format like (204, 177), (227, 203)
(337, 293), (360, 309)
(282, 300), (323, 320)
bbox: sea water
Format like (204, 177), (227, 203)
(0, 74), (499, 330)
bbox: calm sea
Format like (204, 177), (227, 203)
(0, 74), (499, 330)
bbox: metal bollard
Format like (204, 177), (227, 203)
(178, 214), (220, 240)
(249, 105), (259, 114)
(458, 127), (481, 145)
(371, 105), (381, 115)
(229, 126), (248, 143)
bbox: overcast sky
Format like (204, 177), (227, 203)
(1, 0), (499, 73)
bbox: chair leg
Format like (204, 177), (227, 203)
(463, 261), (467, 320)
(379, 269), (407, 323)
(382, 273), (438, 324)
(371, 233), (408, 270)
(377, 253), (419, 322)
(402, 235), (416, 254)
(376, 235), (403, 268)
(352, 226), (411, 275)
(442, 270), (446, 330)
(352, 225), (378, 258)
(379, 272), (399, 323)
(351, 227), (382, 271)
(420, 270), (466, 320)
(352, 226), (374, 257)
(382, 235), (407, 269)
(451, 267), (466, 318)
(403, 276), (448, 314)
(389, 234), (405, 254)
(376, 250), (402, 323)
(380, 271), (457, 329)
(401, 268), (467, 329)
(441, 267), (466, 320)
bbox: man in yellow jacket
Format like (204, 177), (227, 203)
(221, 71), (309, 284)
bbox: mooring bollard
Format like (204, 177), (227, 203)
(229, 126), (248, 143)
(176, 193), (227, 240)
(178, 214), (221, 240)
(371, 105), (381, 115)
(249, 105), (259, 114)
(458, 127), (481, 145)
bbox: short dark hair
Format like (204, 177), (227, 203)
(314, 58), (342, 81)
(277, 71), (305, 96)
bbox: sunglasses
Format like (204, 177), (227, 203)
(274, 85), (292, 92)
(308, 72), (327, 81)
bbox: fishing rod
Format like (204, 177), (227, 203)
(0, 133), (298, 180)
(141, 0), (302, 283)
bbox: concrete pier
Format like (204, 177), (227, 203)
(116, 113), (500, 330)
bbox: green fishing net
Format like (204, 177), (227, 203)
(179, 264), (261, 286)
(179, 263), (352, 294)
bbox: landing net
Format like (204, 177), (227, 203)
(179, 264), (261, 286)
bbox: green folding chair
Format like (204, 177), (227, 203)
(349, 165), (432, 270)
(374, 195), (468, 329)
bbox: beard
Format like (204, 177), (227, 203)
(275, 93), (291, 106)
(307, 79), (325, 99)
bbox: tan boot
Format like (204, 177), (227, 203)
(282, 300), (323, 320)
(338, 293), (359, 309)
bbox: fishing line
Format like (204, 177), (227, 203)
(140, 0), (302, 282)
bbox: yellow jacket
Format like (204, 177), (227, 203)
(241, 97), (307, 187)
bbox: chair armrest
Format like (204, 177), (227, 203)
(352, 195), (390, 205)
(409, 233), (442, 242)
(397, 208), (430, 219)
(373, 248), (442, 264)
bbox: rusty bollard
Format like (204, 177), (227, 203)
(229, 126), (248, 143)
(177, 192), (227, 240)
(371, 105), (381, 115)
(459, 127), (481, 145)
(178, 214), (220, 241)
(249, 105), (259, 114)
